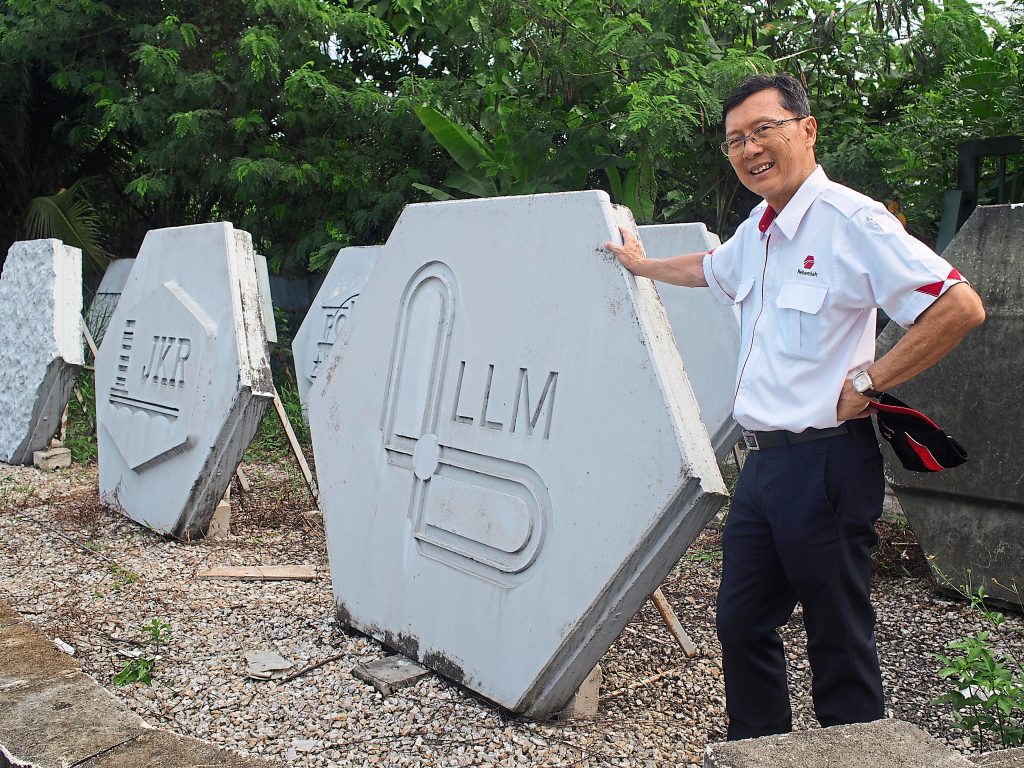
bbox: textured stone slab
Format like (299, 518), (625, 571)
(95, 223), (274, 538)
(292, 246), (379, 408)
(638, 223), (741, 462)
(79, 728), (282, 767)
(704, 719), (974, 768)
(85, 258), (135, 349)
(309, 191), (727, 717)
(33, 447), (72, 470)
(974, 747), (1024, 767)
(0, 672), (144, 767)
(0, 622), (80, 691)
(0, 240), (84, 465)
(352, 655), (431, 696)
(876, 205), (1024, 606)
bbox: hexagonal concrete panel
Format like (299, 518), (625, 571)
(637, 223), (741, 463)
(293, 246), (379, 409)
(96, 223), (274, 538)
(0, 240), (83, 464)
(309, 191), (727, 717)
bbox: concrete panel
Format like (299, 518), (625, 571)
(637, 223), (741, 462)
(0, 623), (80, 691)
(292, 246), (379, 409)
(309, 191), (727, 717)
(876, 205), (1024, 606)
(95, 223), (274, 538)
(85, 258), (135, 348)
(254, 253), (278, 344)
(0, 240), (84, 465)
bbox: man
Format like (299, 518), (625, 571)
(605, 73), (985, 740)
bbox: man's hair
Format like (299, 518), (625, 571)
(723, 73), (811, 121)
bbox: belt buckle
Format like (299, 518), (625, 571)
(742, 430), (760, 451)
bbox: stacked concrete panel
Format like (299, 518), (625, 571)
(95, 223), (274, 538)
(293, 246), (380, 410)
(637, 223), (741, 462)
(0, 240), (84, 464)
(84, 258), (135, 349)
(877, 205), (1024, 607)
(254, 254), (278, 344)
(308, 191), (727, 716)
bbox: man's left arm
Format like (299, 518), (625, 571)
(838, 282), (986, 420)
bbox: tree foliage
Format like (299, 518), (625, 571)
(1, 0), (1021, 273)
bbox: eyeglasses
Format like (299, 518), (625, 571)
(719, 116), (809, 157)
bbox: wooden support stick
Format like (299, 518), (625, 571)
(272, 387), (319, 507)
(80, 317), (99, 359)
(650, 588), (698, 658)
(235, 466), (251, 492)
(59, 403), (69, 444)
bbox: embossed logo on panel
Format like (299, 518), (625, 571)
(102, 282), (214, 470)
(380, 262), (553, 587)
(308, 294), (358, 385)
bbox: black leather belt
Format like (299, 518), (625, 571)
(741, 423), (851, 451)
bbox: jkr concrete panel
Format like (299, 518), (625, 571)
(876, 205), (1024, 607)
(292, 246), (379, 407)
(0, 240), (84, 464)
(85, 258), (135, 348)
(637, 223), (741, 462)
(95, 223), (274, 538)
(309, 191), (727, 717)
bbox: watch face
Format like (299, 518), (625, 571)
(854, 372), (872, 393)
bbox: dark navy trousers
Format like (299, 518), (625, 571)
(716, 418), (886, 740)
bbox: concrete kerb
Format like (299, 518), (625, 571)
(0, 599), (280, 768)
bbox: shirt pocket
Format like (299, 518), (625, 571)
(775, 281), (829, 362)
(733, 277), (755, 305)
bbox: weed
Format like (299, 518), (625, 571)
(65, 370), (97, 464)
(112, 618), (171, 687)
(933, 581), (1024, 751)
(106, 563), (140, 591)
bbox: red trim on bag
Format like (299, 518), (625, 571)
(758, 206), (777, 234)
(906, 433), (944, 471)
(873, 401), (942, 430)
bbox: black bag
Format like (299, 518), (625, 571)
(873, 392), (968, 473)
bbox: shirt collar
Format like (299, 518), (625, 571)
(759, 165), (829, 240)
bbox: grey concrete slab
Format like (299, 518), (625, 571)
(703, 719), (974, 768)
(0, 623), (80, 691)
(309, 191), (727, 717)
(637, 223), (741, 463)
(292, 246), (380, 409)
(876, 205), (1024, 606)
(85, 258), (135, 349)
(95, 223), (274, 538)
(352, 655), (431, 696)
(78, 728), (281, 767)
(0, 240), (84, 465)
(0, 672), (144, 767)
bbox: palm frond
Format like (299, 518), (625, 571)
(23, 179), (112, 273)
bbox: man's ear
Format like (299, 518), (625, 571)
(804, 116), (818, 148)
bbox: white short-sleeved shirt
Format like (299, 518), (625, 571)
(702, 166), (965, 432)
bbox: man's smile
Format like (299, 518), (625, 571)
(750, 162), (775, 176)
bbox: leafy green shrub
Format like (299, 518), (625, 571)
(934, 586), (1024, 750)
(112, 618), (171, 687)
(65, 370), (97, 464)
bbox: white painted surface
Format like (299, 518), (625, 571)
(292, 246), (379, 408)
(308, 191), (727, 716)
(85, 258), (136, 349)
(637, 223), (741, 462)
(0, 240), (83, 464)
(95, 223), (274, 537)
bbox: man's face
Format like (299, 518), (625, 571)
(724, 88), (818, 211)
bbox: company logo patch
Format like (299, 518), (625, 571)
(798, 254), (818, 277)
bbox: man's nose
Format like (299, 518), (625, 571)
(742, 138), (763, 158)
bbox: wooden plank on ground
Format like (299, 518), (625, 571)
(196, 566), (317, 581)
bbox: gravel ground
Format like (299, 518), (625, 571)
(1, 458), (1021, 767)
